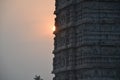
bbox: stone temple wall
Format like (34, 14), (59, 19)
(53, 0), (120, 80)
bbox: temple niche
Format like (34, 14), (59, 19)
(55, 9), (71, 30)
(53, 0), (120, 80)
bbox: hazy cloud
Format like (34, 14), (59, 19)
(0, 0), (55, 80)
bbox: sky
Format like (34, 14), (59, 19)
(0, 0), (55, 80)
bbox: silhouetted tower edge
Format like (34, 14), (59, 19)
(53, 0), (120, 80)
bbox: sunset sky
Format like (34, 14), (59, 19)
(0, 0), (55, 80)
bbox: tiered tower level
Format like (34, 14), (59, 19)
(53, 0), (120, 80)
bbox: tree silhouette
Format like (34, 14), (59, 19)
(34, 75), (43, 80)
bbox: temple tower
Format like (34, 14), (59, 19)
(53, 0), (120, 80)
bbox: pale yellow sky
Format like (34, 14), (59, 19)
(0, 0), (55, 80)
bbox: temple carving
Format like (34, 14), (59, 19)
(53, 0), (120, 80)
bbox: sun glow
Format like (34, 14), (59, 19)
(52, 26), (56, 32)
